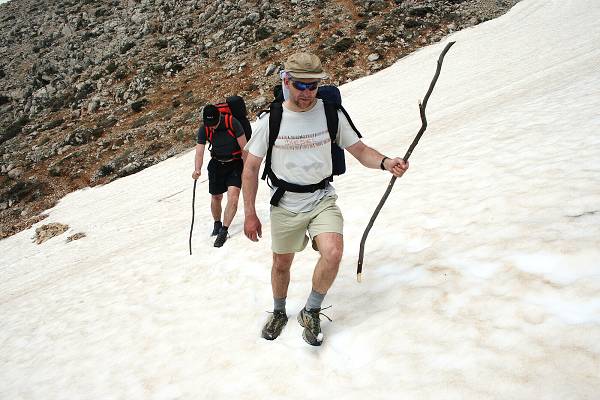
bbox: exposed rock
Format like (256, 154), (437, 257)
(88, 97), (101, 113)
(265, 64), (277, 76)
(7, 167), (23, 179)
(131, 98), (149, 112)
(66, 232), (86, 242)
(34, 222), (69, 244)
(253, 96), (268, 109)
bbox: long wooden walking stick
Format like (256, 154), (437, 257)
(357, 41), (455, 282)
(189, 179), (197, 255)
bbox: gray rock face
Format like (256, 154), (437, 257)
(0, 0), (520, 238)
(0, 0), (519, 127)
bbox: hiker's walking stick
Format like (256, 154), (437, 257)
(357, 41), (455, 282)
(189, 179), (197, 255)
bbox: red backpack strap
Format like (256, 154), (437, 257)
(224, 115), (242, 158)
(205, 126), (214, 143)
(224, 114), (236, 138)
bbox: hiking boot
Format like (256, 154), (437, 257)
(261, 310), (288, 340)
(211, 221), (223, 236)
(213, 228), (228, 247)
(297, 307), (330, 346)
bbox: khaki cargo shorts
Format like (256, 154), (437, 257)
(270, 195), (343, 254)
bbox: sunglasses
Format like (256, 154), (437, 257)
(290, 79), (319, 91)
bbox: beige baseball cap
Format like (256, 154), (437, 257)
(284, 52), (328, 79)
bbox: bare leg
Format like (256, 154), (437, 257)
(261, 252), (294, 340)
(272, 252), (295, 299)
(222, 186), (240, 227)
(312, 233), (343, 294)
(298, 233), (342, 346)
(211, 194), (223, 222)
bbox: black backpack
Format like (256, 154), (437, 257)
(261, 85), (363, 206)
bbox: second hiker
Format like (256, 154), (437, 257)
(193, 100), (248, 247)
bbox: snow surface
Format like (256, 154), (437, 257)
(2, 0), (600, 398)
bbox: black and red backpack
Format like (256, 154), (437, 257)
(205, 96), (252, 141)
(204, 96), (252, 160)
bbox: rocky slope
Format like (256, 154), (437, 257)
(0, 0), (519, 239)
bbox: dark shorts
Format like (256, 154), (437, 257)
(207, 158), (243, 195)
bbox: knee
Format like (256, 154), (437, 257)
(212, 194), (223, 201)
(227, 189), (240, 205)
(272, 253), (293, 272)
(228, 192), (240, 206)
(321, 246), (343, 267)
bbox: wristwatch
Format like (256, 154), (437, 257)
(380, 156), (389, 170)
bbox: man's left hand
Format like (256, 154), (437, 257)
(386, 158), (409, 178)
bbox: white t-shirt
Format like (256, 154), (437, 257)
(245, 99), (360, 212)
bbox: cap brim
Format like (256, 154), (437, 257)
(287, 71), (328, 79)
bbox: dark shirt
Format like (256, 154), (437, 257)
(197, 115), (245, 159)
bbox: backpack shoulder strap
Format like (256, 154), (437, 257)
(338, 105), (363, 138)
(322, 101), (339, 143)
(224, 114), (236, 138)
(205, 126), (213, 152)
(262, 102), (283, 181)
(323, 102), (363, 141)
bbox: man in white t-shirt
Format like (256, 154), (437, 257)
(242, 52), (409, 346)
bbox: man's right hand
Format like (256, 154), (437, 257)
(192, 170), (201, 180)
(244, 214), (262, 242)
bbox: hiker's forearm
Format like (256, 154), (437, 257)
(237, 136), (248, 162)
(194, 144), (205, 171)
(242, 172), (259, 215)
(242, 154), (262, 216)
(347, 141), (386, 169)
